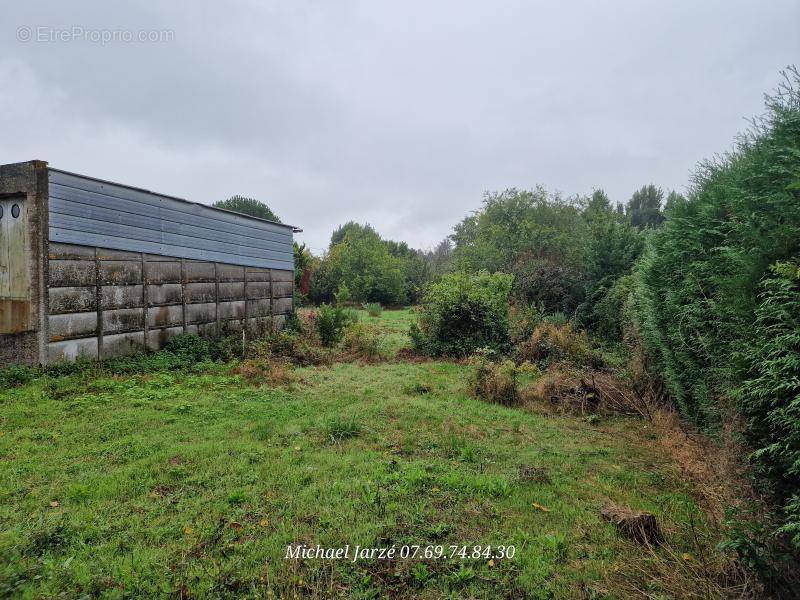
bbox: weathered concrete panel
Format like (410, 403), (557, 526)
(146, 326), (183, 351)
(103, 307), (144, 333)
(221, 319), (244, 332)
(272, 297), (293, 314)
(101, 331), (145, 358)
(49, 260), (95, 287)
(197, 321), (218, 337)
(48, 337), (98, 362)
(102, 284), (144, 309)
(218, 282), (244, 301)
(97, 248), (140, 261)
(217, 264), (244, 282)
(145, 261), (181, 284)
(99, 260), (142, 285)
(48, 311), (97, 341)
(147, 283), (182, 306)
(186, 302), (216, 324)
(271, 269), (293, 283)
(185, 261), (215, 282)
(272, 281), (293, 298)
(49, 286), (96, 314)
(247, 298), (271, 318)
(245, 267), (271, 282)
(272, 314), (287, 330)
(185, 282), (216, 303)
(48, 242), (94, 260)
(247, 317), (275, 336)
(219, 300), (245, 320)
(147, 304), (183, 328)
(246, 281), (271, 299)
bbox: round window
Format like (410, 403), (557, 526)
(11, 204), (20, 218)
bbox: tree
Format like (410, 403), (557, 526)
(293, 242), (315, 296)
(451, 188), (588, 313)
(329, 222), (378, 248)
(626, 185), (665, 229)
(213, 195), (282, 223)
(310, 229), (406, 305)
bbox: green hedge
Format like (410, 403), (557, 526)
(633, 70), (800, 546)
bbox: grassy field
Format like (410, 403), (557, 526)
(1, 310), (724, 598)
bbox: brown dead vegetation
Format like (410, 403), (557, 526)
(521, 365), (651, 418)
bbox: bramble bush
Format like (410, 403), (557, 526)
(410, 271), (513, 357)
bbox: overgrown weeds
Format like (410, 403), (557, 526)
(364, 302), (383, 317)
(467, 354), (526, 407)
(234, 357), (296, 387)
(516, 322), (592, 367)
(323, 415), (362, 442)
(341, 322), (383, 361)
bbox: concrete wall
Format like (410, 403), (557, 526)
(0, 160), (296, 366)
(46, 242), (294, 363)
(0, 161), (48, 365)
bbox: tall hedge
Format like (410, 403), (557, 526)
(633, 69), (800, 544)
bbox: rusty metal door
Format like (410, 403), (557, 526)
(0, 196), (32, 333)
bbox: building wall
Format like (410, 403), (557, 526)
(1, 161), (296, 365)
(0, 161), (49, 366)
(46, 242), (294, 362)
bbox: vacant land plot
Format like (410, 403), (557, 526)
(1, 311), (724, 598)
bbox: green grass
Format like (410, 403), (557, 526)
(0, 310), (722, 598)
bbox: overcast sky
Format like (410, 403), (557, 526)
(1, 1), (797, 253)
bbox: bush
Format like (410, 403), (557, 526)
(410, 271), (513, 357)
(468, 356), (521, 406)
(262, 329), (330, 366)
(164, 334), (212, 361)
(210, 334), (245, 361)
(364, 302), (383, 317)
(0, 364), (36, 388)
(316, 304), (357, 347)
(342, 322), (382, 361)
(516, 322), (592, 367)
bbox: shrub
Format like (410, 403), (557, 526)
(0, 364), (36, 388)
(468, 356), (521, 407)
(210, 334), (245, 361)
(516, 322), (591, 367)
(411, 271), (513, 357)
(341, 322), (382, 361)
(164, 334), (212, 361)
(334, 283), (352, 306)
(316, 304), (358, 347)
(262, 330), (330, 366)
(364, 302), (383, 317)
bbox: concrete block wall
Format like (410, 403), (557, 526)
(46, 242), (294, 363)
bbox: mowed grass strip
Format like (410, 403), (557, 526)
(1, 321), (710, 598)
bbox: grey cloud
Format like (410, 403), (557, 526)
(1, 0), (797, 251)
